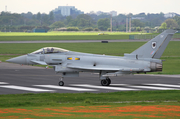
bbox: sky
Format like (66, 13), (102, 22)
(0, 0), (180, 15)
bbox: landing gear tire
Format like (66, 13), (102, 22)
(106, 78), (111, 85)
(101, 79), (110, 86)
(59, 81), (64, 86)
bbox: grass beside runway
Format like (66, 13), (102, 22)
(0, 90), (180, 108)
(0, 35), (129, 41)
(0, 42), (180, 74)
(0, 32), (154, 41)
(0, 42), (179, 56)
(0, 31), (149, 36)
(0, 90), (180, 118)
(0, 42), (145, 55)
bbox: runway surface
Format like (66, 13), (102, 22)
(0, 39), (179, 43)
(0, 62), (180, 94)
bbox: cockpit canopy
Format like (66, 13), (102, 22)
(31, 47), (69, 54)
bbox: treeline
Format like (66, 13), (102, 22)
(0, 11), (180, 32)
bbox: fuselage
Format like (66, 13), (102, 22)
(7, 47), (162, 75)
(24, 51), (152, 73)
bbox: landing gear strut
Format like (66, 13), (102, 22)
(59, 77), (64, 86)
(101, 77), (111, 86)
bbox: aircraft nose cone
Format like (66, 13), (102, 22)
(6, 55), (27, 64)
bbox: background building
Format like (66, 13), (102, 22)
(110, 11), (117, 17)
(32, 28), (49, 33)
(96, 11), (103, 16)
(164, 12), (177, 18)
(53, 6), (84, 16)
(132, 17), (145, 20)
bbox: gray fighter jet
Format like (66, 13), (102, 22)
(7, 29), (177, 86)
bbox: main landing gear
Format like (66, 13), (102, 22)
(59, 77), (64, 86)
(101, 77), (111, 86)
(58, 77), (111, 86)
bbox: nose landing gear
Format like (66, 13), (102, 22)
(59, 77), (64, 86)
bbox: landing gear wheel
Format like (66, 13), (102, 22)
(59, 81), (64, 86)
(106, 78), (111, 85)
(101, 79), (109, 86)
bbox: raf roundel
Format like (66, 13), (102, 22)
(152, 42), (156, 49)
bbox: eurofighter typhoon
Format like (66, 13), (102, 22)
(7, 29), (177, 86)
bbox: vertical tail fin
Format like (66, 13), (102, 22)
(131, 29), (177, 59)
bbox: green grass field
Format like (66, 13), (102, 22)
(1, 90), (180, 108)
(0, 35), (130, 41)
(0, 32), (179, 41)
(1, 32), (179, 41)
(0, 31), (148, 36)
(0, 32), (153, 41)
(0, 42), (179, 56)
(0, 91), (180, 118)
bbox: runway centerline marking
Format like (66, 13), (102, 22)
(110, 84), (179, 90)
(143, 84), (180, 88)
(0, 82), (9, 84)
(71, 84), (140, 91)
(34, 85), (97, 91)
(0, 85), (55, 92)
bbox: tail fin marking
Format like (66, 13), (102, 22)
(130, 29), (176, 59)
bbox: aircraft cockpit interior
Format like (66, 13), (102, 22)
(31, 47), (69, 54)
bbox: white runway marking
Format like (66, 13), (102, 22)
(110, 84), (179, 90)
(0, 85), (55, 92)
(110, 84), (130, 86)
(71, 84), (140, 91)
(144, 84), (180, 88)
(34, 85), (97, 91)
(135, 74), (180, 78)
(0, 82), (9, 84)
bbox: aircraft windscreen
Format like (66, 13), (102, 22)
(31, 47), (69, 54)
